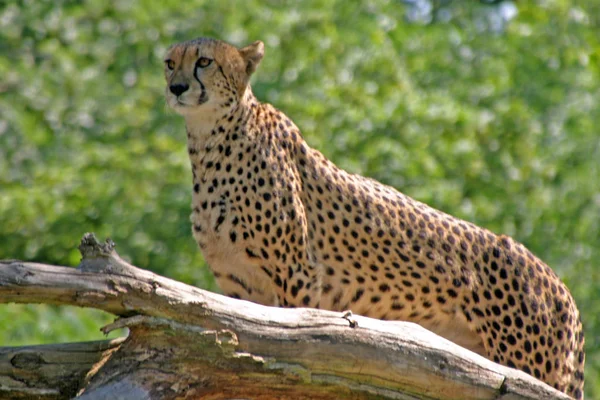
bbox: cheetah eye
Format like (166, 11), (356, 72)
(196, 57), (212, 69)
(165, 59), (175, 70)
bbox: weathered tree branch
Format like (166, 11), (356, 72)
(0, 234), (571, 399)
(0, 339), (125, 399)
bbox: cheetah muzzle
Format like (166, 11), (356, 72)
(164, 37), (585, 399)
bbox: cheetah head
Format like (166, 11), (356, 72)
(164, 37), (264, 117)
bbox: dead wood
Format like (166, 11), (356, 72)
(0, 234), (571, 400)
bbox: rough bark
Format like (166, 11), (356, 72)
(0, 233), (571, 399)
(0, 339), (124, 399)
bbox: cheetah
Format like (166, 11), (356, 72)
(164, 37), (585, 399)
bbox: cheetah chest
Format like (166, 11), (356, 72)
(190, 182), (234, 248)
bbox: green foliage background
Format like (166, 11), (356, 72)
(1, 0), (598, 396)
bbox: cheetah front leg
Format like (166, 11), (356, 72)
(205, 250), (281, 307)
(268, 252), (324, 309)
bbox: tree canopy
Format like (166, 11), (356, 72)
(1, 0), (598, 397)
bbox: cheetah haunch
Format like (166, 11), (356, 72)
(164, 37), (585, 399)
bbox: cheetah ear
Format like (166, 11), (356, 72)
(239, 40), (264, 76)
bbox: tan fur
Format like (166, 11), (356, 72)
(164, 37), (585, 399)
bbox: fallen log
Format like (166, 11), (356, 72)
(0, 234), (570, 399)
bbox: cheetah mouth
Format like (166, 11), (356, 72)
(171, 98), (192, 108)
(174, 90), (208, 107)
(171, 92), (208, 108)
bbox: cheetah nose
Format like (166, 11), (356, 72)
(169, 84), (189, 97)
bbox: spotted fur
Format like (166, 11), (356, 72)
(164, 37), (585, 399)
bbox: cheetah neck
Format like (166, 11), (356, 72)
(183, 89), (256, 144)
